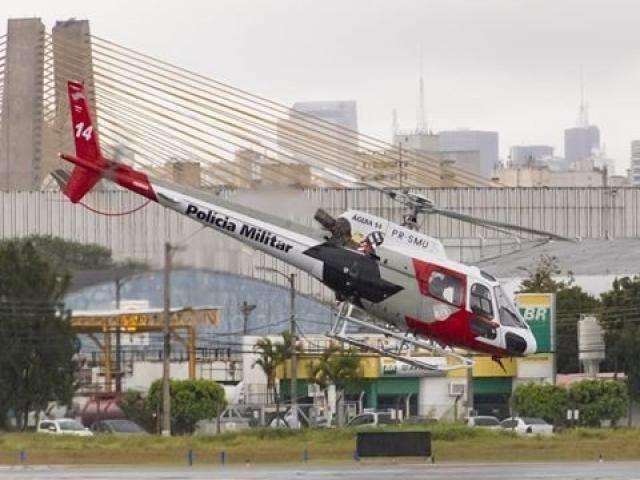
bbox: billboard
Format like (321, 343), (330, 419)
(380, 357), (445, 377)
(515, 293), (556, 354)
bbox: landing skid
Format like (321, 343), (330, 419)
(328, 303), (473, 371)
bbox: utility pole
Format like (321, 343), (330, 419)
(114, 277), (122, 393)
(289, 273), (298, 428)
(240, 301), (257, 336)
(161, 242), (173, 437)
(466, 354), (474, 418)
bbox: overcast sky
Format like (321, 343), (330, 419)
(3, 0), (640, 172)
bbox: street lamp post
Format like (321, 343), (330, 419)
(256, 267), (298, 428)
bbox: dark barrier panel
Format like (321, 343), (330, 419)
(356, 431), (431, 457)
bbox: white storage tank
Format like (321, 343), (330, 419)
(578, 315), (605, 377)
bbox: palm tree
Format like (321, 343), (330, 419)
(255, 333), (303, 416)
(308, 344), (363, 427)
(273, 331), (300, 393)
(253, 337), (279, 403)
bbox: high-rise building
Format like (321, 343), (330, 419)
(393, 132), (439, 151)
(438, 130), (498, 178)
(564, 126), (600, 166)
(509, 145), (554, 167)
(564, 71), (600, 168)
(170, 161), (201, 188)
(278, 100), (358, 168)
(631, 140), (640, 186)
(290, 101), (358, 132)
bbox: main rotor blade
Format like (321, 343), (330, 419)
(356, 183), (573, 241)
(430, 207), (575, 242)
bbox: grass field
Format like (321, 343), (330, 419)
(0, 425), (638, 465)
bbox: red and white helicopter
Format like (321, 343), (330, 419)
(59, 81), (569, 371)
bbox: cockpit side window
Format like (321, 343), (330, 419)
(428, 271), (464, 307)
(494, 286), (527, 328)
(470, 283), (494, 319)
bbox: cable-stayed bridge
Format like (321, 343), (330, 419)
(0, 18), (495, 192)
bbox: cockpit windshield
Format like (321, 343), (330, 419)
(494, 286), (527, 329)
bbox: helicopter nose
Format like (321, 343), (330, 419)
(504, 330), (537, 356)
(524, 331), (537, 355)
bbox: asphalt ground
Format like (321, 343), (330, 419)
(2, 462), (640, 480)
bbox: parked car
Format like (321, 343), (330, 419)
(267, 408), (307, 429)
(467, 415), (501, 429)
(500, 416), (553, 436)
(347, 411), (399, 428)
(37, 418), (93, 436)
(90, 419), (147, 435)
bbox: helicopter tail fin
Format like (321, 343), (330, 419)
(63, 80), (105, 203)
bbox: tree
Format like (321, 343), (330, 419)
(118, 389), (156, 433)
(512, 382), (568, 426)
(519, 255), (600, 373)
(254, 337), (279, 403)
(0, 240), (77, 430)
(308, 344), (363, 427)
(17, 235), (113, 270)
(146, 379), (226, 434)
(513, 380), (629, 428)
(273, 331), (302, 402)
(568, 379), (628, 427)
(518, 255), (567, 293)
(12, 235), (148, 272)
(599, 276), (640, 400)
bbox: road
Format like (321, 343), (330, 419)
(2, 462), (640, 479)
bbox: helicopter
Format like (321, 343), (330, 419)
(59, 80), (571, 371)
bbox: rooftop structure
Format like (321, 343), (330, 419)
(631, 140), (640, 186)
(509, 145), (554, 168)
(439, 130), (498, 178)
(565, 125), (600, 165)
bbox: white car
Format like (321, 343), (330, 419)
(347, 411), (399, 428)
(467, 415), (501, 430)
(500, 416), (553, 436)
(37, 418), (93, 436)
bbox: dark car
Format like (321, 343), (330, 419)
(90, 419), (147, 435)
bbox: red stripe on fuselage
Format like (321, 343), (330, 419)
(405, 314), (508, 357)
(409, 257), (509, 357)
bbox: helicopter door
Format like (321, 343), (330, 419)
(414, 261), (466, 323)
(469, 282), (504, 350)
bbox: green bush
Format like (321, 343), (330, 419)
(513, 380), (629, 428)
(146, 379), (226, 434)
(513, 382), (568, 426)
(568, 379), (628, 427)
(119, 390), (157, 433)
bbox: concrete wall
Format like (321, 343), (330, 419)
(496, 167), (607, 187)
(0, 18), (45, 189)
(418, 376), (463, 420)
